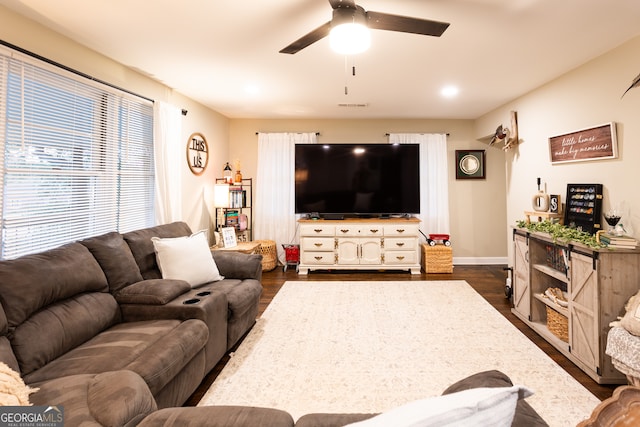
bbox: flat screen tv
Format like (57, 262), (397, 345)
(295, 143), (420, 217)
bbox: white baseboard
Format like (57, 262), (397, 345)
(453, 257), (508, 265)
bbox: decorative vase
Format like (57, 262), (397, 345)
(234, 170), (243, 183)
(532, 190), (550, 212)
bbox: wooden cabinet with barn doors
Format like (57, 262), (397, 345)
(511, 228), (640, 384)
(298, 218), (421, 275)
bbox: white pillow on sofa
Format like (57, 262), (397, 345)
(151, 230), (223, 287)
(345, 385), (533, 427)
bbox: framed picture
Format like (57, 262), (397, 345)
(455, 150), (485, 179)
(221, 227), (237, 248)
(548, 122), (617, 164)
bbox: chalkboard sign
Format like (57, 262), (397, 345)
(549, 123), (617, 164)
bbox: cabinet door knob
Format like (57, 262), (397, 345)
(314, 229), (322, 233)
(396, 256), (405, 260)
(396, 229), (405, 233)
(396, 242), (405, 247)
(314, 256), (323, 260)
(340, 229), (349, 234)
(370, 229), (379, 233)
(314, 243), (323, 247)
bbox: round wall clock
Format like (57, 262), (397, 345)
(186, 132), (209, 176)
(455, 150), (486, 179)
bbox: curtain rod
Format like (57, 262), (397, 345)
(255, 132), (320, 136)
(385, 132), (450, 137)
(1, 40), (154, 103)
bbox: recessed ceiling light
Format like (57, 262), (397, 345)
(440, 85), (459, 98)
(244, 84), (260, 95)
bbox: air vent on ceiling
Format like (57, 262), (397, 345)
(337, 103), (369, 108)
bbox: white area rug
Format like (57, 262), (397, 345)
(199, 281), (600, 426)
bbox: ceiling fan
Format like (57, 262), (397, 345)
(279, 0), (450, 55)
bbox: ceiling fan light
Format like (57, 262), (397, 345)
(330, 23), (371, 55)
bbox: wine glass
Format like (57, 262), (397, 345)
(604, 209), (621, 235)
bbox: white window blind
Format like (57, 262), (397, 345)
(0, 46), (154, 259)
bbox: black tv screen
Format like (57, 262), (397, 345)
(295, 143), (420, 216)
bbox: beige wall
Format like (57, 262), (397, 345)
(476, 35), (640, 264)
(0, 5), (230, 235)
(229, 119), (508, 262)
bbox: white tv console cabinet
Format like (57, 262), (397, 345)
(298, 218), (421, 275)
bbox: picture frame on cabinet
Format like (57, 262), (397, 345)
(455, 150), (485, 179)
(221, 227), (237, 248)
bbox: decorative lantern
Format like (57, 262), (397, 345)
(223, 162), (233, 184)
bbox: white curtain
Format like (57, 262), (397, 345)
(153, 101), (183, 225)
(389, 133), (450, 238)
(255, 132), (317, 263)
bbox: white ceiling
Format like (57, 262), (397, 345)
(3, 0), (640, 119)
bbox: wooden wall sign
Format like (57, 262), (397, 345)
(549, 123), (617, 164)
(186, 132), (209, 175)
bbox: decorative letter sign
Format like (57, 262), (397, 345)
(186, 132), (209, 175)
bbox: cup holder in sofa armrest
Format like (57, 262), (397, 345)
(115, 279), (192, 305)
(183, 298), (200, 305)
(196, 291), (211, 297)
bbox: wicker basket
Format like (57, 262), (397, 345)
(255, 239), (277, 271)
(546, 306), (569, 342)
(421, 244), (453, 273)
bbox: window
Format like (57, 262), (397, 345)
(0, 46), (154, 259)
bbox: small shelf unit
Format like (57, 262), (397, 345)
(215, 178), (253, 242)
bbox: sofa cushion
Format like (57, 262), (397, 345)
(115, 279), (192, 305)
(0, 243), (118, 375)
(138, 406), (295, 427)
(295, 414), (377, 427)
(0, 242), (109, 328)
(24, 318), (208, 396)
(152, 230), (224, 287)
(81, 231), (144, 293)
(441, 370), (548, 427)
(0, 306), (19, 373)
(211, 251), (263, 281)
(124, 221), (193, 279)
(12, 292), (119, 376)
(31, 370), (157, 427)
(344, 385), (533, 427)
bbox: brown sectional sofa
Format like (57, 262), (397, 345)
(0, 221), (264, 423)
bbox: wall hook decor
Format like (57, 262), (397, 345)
(621, 71), (640, 98)
(489, 110), (519, 150)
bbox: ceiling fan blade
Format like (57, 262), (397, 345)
(366, 11), (450, 37)
(279, 21), (332, 54)
(329, 0), (357, 10)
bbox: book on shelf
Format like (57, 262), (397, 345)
(225, 209), (239, 228)
(229, 189), (246, 208)
(599, 233), (637, 248)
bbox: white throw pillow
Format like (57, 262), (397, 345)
(152, 230), (223, 287)
(345, 385), (533, 427)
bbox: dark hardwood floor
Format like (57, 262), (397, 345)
(185, 265), (617, 406)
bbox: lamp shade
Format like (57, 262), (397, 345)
(214, 183), (230, 208)
(330, 23), (371, 55)
(329, 6), (370, 55)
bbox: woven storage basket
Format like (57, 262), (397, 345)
(546, 306), (569, 342)
(421, 244), (453, 273)
(255, 240), (277, 271)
